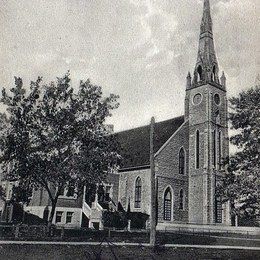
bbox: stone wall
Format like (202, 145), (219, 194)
(155, 121), (189, 222)
(187, 83), (229, 224)
(118, 168), (151, 215)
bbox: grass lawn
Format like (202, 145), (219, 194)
(3, 231), (260, 248)
(0, 244), (259, 260)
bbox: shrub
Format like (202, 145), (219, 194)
(238, 217), (260, 227)
(103, 211), (128, 229)
(128, 212), (149, 229)
(103, 211), (149, 229)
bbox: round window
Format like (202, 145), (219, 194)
(214, 94), (220, 105)
(193, 93), (202, 105)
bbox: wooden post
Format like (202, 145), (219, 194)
(127, 220), (131, 232)
(95, 183), (99, 207)
(150, 117), (156, 247)
(15, 226), (19, 239)
(61, 227), (65, 239)
(235, 214), (238, 227)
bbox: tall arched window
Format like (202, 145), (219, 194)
(134, 177), (142, 208)
(211, 65), (216, 82)
(218, 131), (222, 169)
(195, 130), (200, 169)
(197, 65), (203, 81)
(164, 188), (172, 221)
(215, 196), (222, 223)
(213, 130), (216, 168)
(179, 189), (184, 210)
(179, 148), (185, 174)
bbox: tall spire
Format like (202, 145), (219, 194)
(191, 0), (222, 88)
(200, 0), (212, 35)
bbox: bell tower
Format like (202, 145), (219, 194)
(186, 0), (230, 224)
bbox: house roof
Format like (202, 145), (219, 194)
(115, 115), (185, 170)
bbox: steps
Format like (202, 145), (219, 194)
(82, 201), (91, 219)
(82, 201), (103, 229)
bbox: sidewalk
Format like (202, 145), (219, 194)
(0, 240), (259, 251)
(157, 222), (260, 236)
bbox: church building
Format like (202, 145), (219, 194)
(23, 0), (231, 228)
(116, 0), (230, 225)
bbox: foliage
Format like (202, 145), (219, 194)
(0, 185), (5, 201)
(10, 184), (32, 206)
(103, 211), (128, 229)
(0, 72), (120, 223)
(220, 85), (260, 221)
(103, 210), (149, 229)
(128, 212), (149, 229)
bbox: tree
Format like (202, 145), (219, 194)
(0, 73), (120, 224)
(0, 185), (6, 201)
(10, 183), (32, 206)
(220, 85), (260, 224)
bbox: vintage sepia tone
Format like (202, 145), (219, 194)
(0, 0), (259, 259)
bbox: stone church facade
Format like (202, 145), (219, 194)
(21, 0), (231, 228)
(117, 0), (230, 225)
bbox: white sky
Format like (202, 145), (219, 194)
(0, 0), (259, 133)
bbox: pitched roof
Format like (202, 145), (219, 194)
(115, 115), (185, 170)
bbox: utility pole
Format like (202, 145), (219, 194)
(150, 116), (156, 246)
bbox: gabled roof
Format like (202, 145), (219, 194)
(115, 115), (185, 170)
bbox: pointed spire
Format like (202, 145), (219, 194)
(200, 0), (213, 35)
(186, 72), (191, 89)
(220, 71), (226, 88)
(192, 0), (220, 87)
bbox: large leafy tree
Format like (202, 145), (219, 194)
(0, 73), (120, 224)
(221, 85), (260, 223)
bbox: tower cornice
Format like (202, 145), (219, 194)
(186, 82), (226, 93)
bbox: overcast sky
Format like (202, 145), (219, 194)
(0, 0), (259, 132)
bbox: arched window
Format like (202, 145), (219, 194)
(164, 187), (172, 221)
(179, 189), (184, 210)
(211, 65), (216, 82)
(218, 131), (222, 169)
(215, 196), (222, 223)
(213, 130), (216, 168)
(197, 65), (203, 81)
(134, 177), (142, 208)
(179, 148), (185, 174)
(195, 130), (200, 169)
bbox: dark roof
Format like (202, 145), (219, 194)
(115, 115), (185, 170)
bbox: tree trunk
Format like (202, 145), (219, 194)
(22, 203), (26, 223)
(48, 197), (58, 227)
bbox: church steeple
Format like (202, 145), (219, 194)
(186, 0), (230, 226)
(191, 0), (223, 88)
(200, 0), (212, 34)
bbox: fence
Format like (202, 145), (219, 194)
(0, 224), (59, 239)
(0, 224), (150, 242)
(0, 223), (259, 242)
